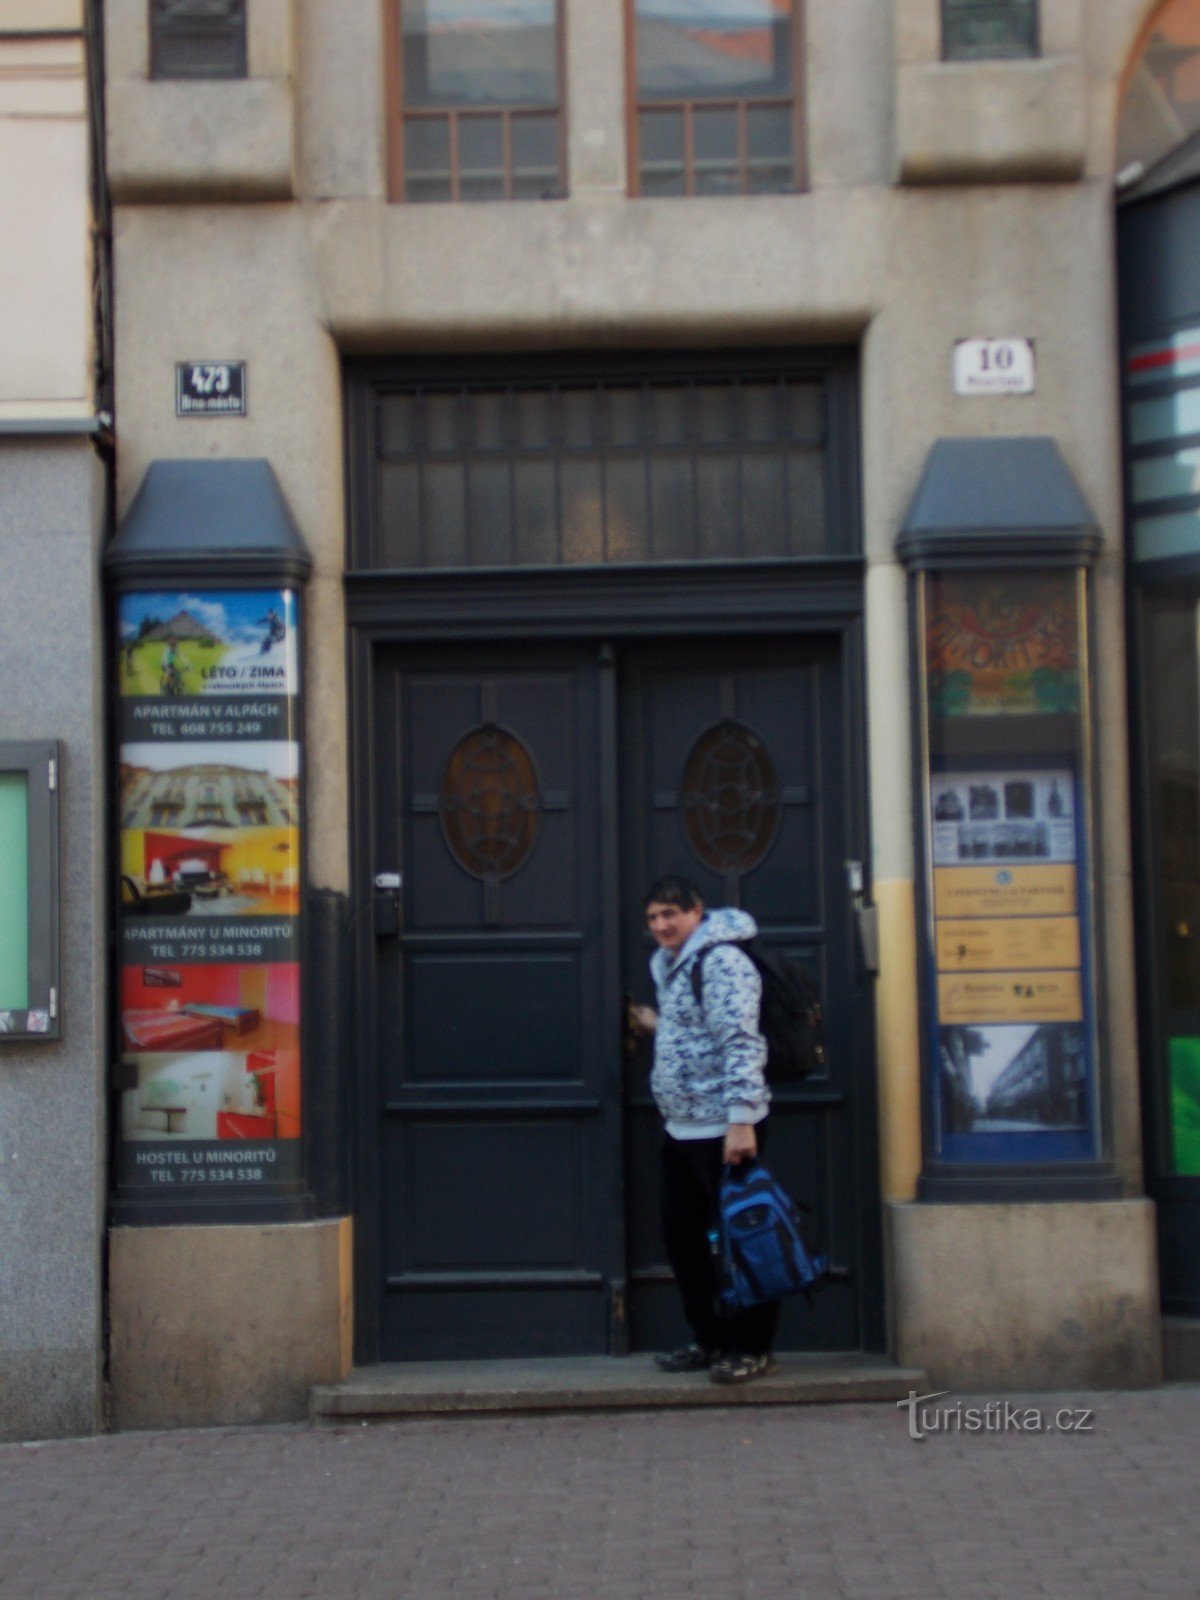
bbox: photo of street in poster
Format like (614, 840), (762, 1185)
(120, 962), (299, 1055)
(120, 826), (299, 918)
(939, 1022), (1087, 1134)
(118, 590), (298, 698)
(931, 769), (1075, 867)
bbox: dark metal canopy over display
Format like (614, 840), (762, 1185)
(897, 436), (1101, 568)
(105, 459), (312, 584)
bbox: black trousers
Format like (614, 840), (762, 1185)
(659, 1128), (782, 1358)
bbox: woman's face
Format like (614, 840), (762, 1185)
(645, 898), (704, 951)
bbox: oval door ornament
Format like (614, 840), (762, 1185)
(440, 724), (541, 881)
(681, 719), (780, 876)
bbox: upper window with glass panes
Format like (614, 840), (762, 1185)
(393, 1), (564, 202)
(628, 0), (801, 197)
(941, 0), (1038, 61)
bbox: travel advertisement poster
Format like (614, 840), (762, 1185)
(115, 588), (303, 1196)
(117, 589), (299, 744)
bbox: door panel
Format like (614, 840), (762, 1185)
(620, 643), (862, 1351)
(373, 649), (618, 1358)
(370, 636), (871, 1359)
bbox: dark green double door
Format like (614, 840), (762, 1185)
(370, 637), (872, 1359)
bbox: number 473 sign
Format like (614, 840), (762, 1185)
(175, 360), (247, 417)
(953, 338), (1036, 396)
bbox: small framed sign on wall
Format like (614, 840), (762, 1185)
(0, 741), (61, 1040)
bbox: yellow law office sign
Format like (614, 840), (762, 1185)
(932, 864), (1077, 920)
(937, 970), (1084, 1026)
(935, 916), (1080, 972)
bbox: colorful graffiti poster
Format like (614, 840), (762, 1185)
(115, 587), (303, 1197)
(925, 573), (1079, 717)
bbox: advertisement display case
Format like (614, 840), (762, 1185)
(106, 460), (313, 1224)
(899, 438), (1119, 1199)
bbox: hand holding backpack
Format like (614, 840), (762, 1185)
(710, 1159), (827, 1312)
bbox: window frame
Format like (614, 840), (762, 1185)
(0, 741), (61, 1043)
(385, 0), (570, 204)
(940, 0), (1039, 63)
(149, 0), (248, 82)
(623, 0), (808, 198)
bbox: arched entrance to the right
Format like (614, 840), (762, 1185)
(1117, 0), (1200, 1319)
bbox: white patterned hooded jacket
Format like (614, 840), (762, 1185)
(648, 907), (770, 1140)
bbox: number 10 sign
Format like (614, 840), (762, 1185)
(953, 338), (1036, 396)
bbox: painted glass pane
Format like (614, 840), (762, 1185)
(403, 0), (559, 107)
(681, 720), (780, 874)
(0, 773), (29, 1011)
(635, 0), (793, 101)
(440, 726), (541, 880)
(925, 572), (1080, 718)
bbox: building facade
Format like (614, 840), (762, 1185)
(0, 0), (108, 1441)
(9, 0), (1200, 1436)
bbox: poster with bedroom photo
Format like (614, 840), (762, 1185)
(120, 962), (300, 1056)
(115, 1047), (302, 1191)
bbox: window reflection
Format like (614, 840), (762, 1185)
(403, 0), (559, 107)
(634, 0), (792, 101)
(1118, 0), (1200, 180)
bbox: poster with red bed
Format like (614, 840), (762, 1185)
(115, 589), (303, 1196)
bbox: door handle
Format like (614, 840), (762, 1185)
(854, 903), (879, 977)
(845, 859), (879, 978)
(374, 871), (402, 939)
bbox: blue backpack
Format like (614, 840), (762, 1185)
(712, 1160), (827, 1311)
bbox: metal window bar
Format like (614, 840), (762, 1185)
(149, 0), (247, 80)
(372, 374), (833, 567)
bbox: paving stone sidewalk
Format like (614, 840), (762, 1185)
(1, 1386), (1197, 1600)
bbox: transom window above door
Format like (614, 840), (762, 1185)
(389, 1), (565, 203)
(349, 353), (862, 571)
(628, 0), (802, 197)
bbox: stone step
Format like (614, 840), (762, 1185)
(311, 1352), (929, 1424)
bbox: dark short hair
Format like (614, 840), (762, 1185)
(643, 875), (703, 913)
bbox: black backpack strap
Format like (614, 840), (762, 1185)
(689, 941), (737, 1011)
